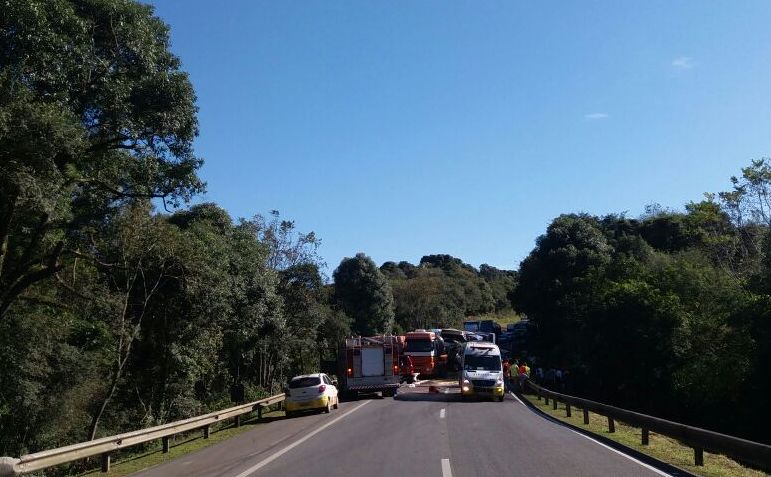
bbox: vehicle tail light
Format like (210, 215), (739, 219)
(318, 384), (326, 394)
(347, 367), (353, 377)
(393, 365), (398, 373)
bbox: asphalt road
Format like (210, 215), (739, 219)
(130, 390), (677, 477)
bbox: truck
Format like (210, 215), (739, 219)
(404, 330), (447, 378)
(463, 319), (502, 340)
(337, 335), (401, 397)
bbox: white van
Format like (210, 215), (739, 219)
(459, 342), (505, 401)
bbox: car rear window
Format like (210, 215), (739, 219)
(289, 377), (321, 388)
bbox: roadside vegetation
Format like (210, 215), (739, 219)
(513, 165), (771, 445)
(521, 394), (767, 477)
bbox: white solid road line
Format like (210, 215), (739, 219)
(232, 401), (371, 477)
(511, 392), (672, 477)
(439, 408), (446, 419)
(509, 391), (526, 405)
(441, 458), (452, 477)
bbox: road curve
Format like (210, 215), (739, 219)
(129, 390), (676, 477)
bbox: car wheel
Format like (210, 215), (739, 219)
(333, 397), (339, 409)
(325, 400), (332, 413)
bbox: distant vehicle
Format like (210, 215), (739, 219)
(338, 335), (401, 397)
(459, 342), (505, 402)
(497, 331), (515, 352)
(285, 373), (339, 417)
(438, 329), (467, 371)
(404, 330), (447, 378)
(463, 319), (502, 338)
(509, 320), (538, 355)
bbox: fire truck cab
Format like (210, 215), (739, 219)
(404, 330), (447, 378)
(338, 336), (400, 397)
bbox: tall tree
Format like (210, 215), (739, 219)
(0, 0), (203, 318)
(333, 253), (394, 335)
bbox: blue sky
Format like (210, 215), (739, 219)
(148, 0), (771, 272)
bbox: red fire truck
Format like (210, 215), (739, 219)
(338, 335), (401, 397)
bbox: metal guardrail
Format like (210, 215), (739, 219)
(526, 381), (771, 471)
(0, 393), (285, 477)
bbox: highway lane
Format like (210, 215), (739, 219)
(130, 390), (676, 477)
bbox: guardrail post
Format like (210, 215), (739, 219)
(203, 425), (210, 439)
(694, 448), (704, 466)
(583, 409), (589, 425)
(544, 395), (549, 405)
(162, 436), (170, 453)
(607, 417), (615, 433)
(258, 405), (263, 420)
(565, 403), (571, 417)
(0, 457), (20, 477)
(234, 415), (241, 428)
(641, 428), (649, 445)
(100, 453), (110, 473)
(553, 398), (558, 410)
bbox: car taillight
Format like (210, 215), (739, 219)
(347, 367), (353, 377)
(318, 384), (326, 394)
(393, 365), (398, 372)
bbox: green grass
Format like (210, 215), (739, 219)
(478, 310), (522, 326)
(521, 394), (768, 477)
(73, 409), (284, 477)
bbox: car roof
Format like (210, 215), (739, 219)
(290, 373), (323, 380)
(464, 342), (500, 354)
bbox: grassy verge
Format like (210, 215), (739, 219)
(74, 409), (284, 477)
(520, 394), (768, 477)
(479, 310), (522, 326)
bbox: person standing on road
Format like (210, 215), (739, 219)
(503, 359), (512, 391)
(400, 354), (414, 383)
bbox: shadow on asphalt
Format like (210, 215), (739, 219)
(339, 392), (387, 403)
(394, 392), (462, 402)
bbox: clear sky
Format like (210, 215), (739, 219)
(148, 0), (771, 273)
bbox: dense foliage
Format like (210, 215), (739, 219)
(0, 1), (348, 464)
(513, 160), (771, 444)
(381, 255), (516, 331)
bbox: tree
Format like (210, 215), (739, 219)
(514, 214), (613, 362)
(0, 0), (203, 319)
(333, 253), (395, 335)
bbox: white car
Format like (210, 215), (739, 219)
(285, 373), (340, 417)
